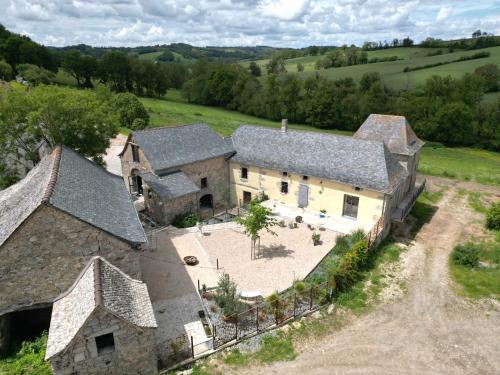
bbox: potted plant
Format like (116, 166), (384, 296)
(312, 232), (321, 246)
(295, 215), (303, 223)
(319, 209), (326, 218)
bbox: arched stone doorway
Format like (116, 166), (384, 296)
(199, 194), (213, 209)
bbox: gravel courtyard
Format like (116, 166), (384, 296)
(198, 223), (340, 296)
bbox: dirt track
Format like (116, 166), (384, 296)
(242, 179), (500, 375)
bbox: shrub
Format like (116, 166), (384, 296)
(110, 92), (149, 130)
(172, 212), (198, 228)
(295, 216), (303, 223)
(215, 274), (244, 318)
(294, 281), (306, 294)
(486, 202), (500, 230)
(451, 243), (480, 267)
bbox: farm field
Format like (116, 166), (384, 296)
(139, 91), (500, 186)
(242, 46), (500, 90)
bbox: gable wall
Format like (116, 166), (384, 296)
(50, 308), (157, 375)
(230, 161), (385, 225)
(120, 139), (153, 192)
(0, 205), (140, 316)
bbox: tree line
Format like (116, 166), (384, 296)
(183, 59), (500, 150)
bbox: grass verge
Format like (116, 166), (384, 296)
(0, 332), (51, 375)
(450, 238), (500, 299)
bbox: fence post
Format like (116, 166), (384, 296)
(212, 323), (215, 349)
(216, 258), (219, 270)
(191, 335), (194, 358)
(197, 279), (200, 293)
(309, 287), (313, 310)
(256, 306), (259, 332)
(293, 292), (297, 317)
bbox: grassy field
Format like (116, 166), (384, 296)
(241, 46), (500, 91)
(140, 90), (353, 137)
(140, 91), (500, 186)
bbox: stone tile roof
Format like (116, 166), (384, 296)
(0, 150), (56, 247)
(231, 125), (407, 194)
(141, 171), (200, 200)
(0, 146), (146, 247)
(353, 114), (424, 156)
(46, 256), (157, 359)
(131, 125), (235, 174)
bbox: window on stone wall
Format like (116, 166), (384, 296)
(95, 332), (115, 356)
(131, 144), (140, 162)
(281, 181), (288, 194)
(241, 167), (248, 180)
(201, 177), (208, 188)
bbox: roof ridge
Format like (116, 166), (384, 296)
(93, 257), (103, 307)
(42, 146), (62, 204)
(133, 123), (208, 134)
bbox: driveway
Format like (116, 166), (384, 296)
(104, 134), (127, 176)
(241, 179), (500, 375)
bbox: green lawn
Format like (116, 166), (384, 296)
(419, 145), (500, 186)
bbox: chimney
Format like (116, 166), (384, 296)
(281, 119), (288, 133)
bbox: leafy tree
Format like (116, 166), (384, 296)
(0, 60), (13, 80)
(0, 86), (118, 179)
(266, 56), (286, 75)
(474, 64), (500, 92)
(62, 50), (98, 88)
(16, 64), (55, 85)
(98, 51), (131, 92)
(296, 62), (304, 72)
(110, 92), (149, 130)
(279, 74), (302, 121)
(157, 50), (175, 62)
(235, 201), (277, 259)
(249, 61), (261, 77)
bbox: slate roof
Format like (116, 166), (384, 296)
(0, 146), (146, 247)
(141, 171), (200, 200)
(45, 256), (157, 359)
(353, 114), (424, 156)
(130, 125), (235, 174)
(231, 125), (407, 194)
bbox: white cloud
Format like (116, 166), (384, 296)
(436, 7), (451, 22)
(0, 0), (499, 47)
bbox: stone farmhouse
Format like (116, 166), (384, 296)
(119, 124), (234, 225)
(45, 256), (157, 375)
(121, 114), (424, 235)
(0, 146), (147, 352)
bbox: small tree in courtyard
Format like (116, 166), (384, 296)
(235, 201), (277, 259)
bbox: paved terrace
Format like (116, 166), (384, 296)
(261, 199), (376, 234)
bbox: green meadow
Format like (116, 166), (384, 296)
(241, 46), (500, 91)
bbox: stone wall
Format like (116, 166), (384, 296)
(50, 308), (157, 375)
(145, 190), (198, 226)
(0, 205), (141, 316)
(179, 156), (230, 211)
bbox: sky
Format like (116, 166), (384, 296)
(1, 0), (499, 48)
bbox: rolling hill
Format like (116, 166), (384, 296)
(242, 46), (500, 91)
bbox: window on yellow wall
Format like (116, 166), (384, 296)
(241, 167), (248, 180)
(281, 181), (288, 194)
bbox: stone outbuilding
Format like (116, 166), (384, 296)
(119, 125), (234, 225)
(0, 146), (147, 350)
(46, 256), (158, 375)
